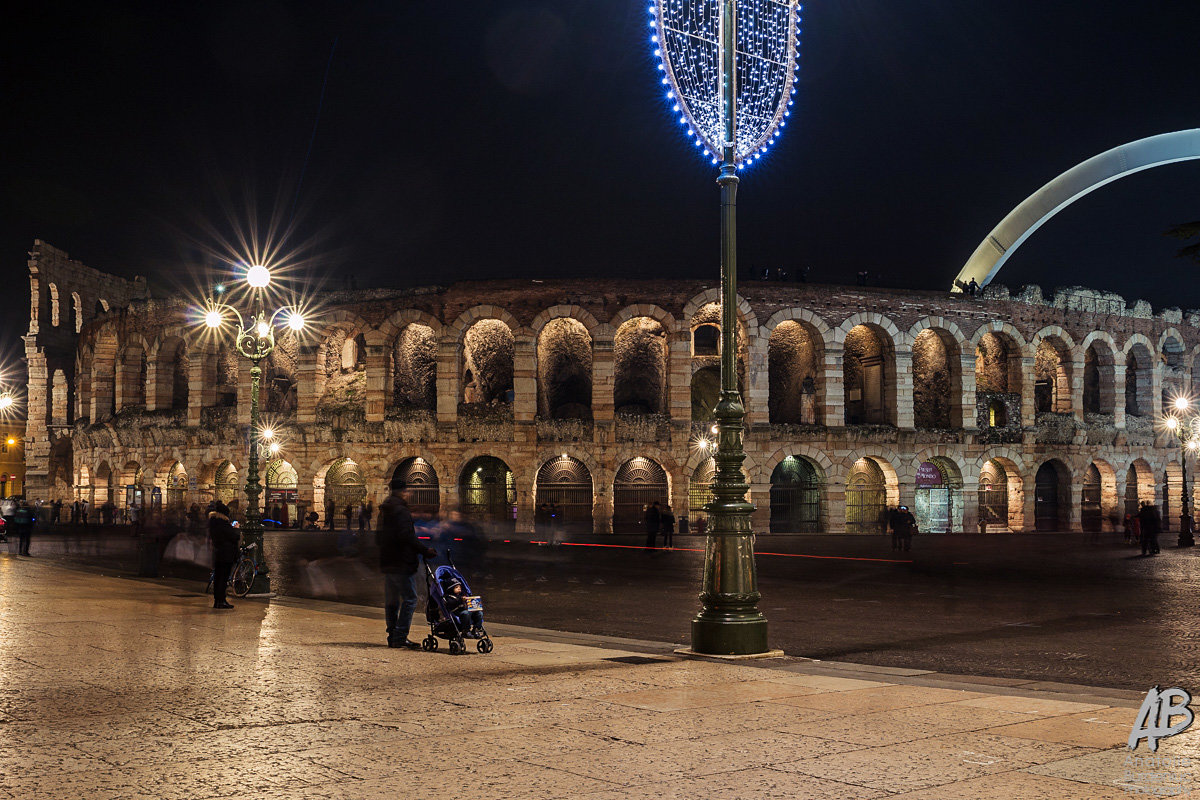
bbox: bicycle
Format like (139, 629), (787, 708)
(205, 542), (261, 598)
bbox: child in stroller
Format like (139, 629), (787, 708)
(421, 554), (493, 655)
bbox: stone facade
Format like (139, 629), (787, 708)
(23, 241), (1200, 534)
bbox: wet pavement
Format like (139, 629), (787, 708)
(15, 527), (1200, 692)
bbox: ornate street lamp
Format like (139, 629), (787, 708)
(1164, 396), (1197, 547)
(196, 265), (308, 594)
(650, 0), (801, 655)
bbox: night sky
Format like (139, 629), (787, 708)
(3, 1), (1200, 366)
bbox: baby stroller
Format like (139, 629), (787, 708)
(421, 552), (493, 655)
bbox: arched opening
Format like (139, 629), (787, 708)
(912, 329), (961, 429)
(1035, 339), (1072, 414)
(393, 457), (440, 517)
(213, 460), (240, 509)
(391, 324), (437, 412)
(459, 456), (515, 528)
(613, 457), (668, 533)
(975, 332), (1021, 394)
(987, 399), (1007, 428)
(768, 321), (821, 425)
(323, 457), (367, 514)
(1125, 344), (1154, 418)
(1126, 460), (1155, 518)
(48, 283), (60, 327)
(265, 459), (298, 528)
(1081, 463), (1103, 532)
(1034, 460), (1070, 531)
(537, 318), (592, 420)
(688, 458), (716, 523)
(94, 462), (112, 505)
(534, 456), (594, 534)
(692, 324), (720, 355)
(691, 366), (721, 422)
(120, 461), (144, 514)
(117, 346), (147, 410)
(1164, 336), (1185, 370)
(461, 320), (514, 405)
(843, 325), (895, 425)
(262, 331), (297, 414)
(319, 328), (367, 415)
(614, 317), (668, 418)
(1083, 343), (1116, 416)
(166, 462), (187, 510)
(169, 340), (190, 410)
(913, 458), (963, 533)
(846, 457), (887, 534)
(978, 460), (1011, 531)
(770, 456), (821, 533)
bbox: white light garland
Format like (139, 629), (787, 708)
(652, 0), (801, 168)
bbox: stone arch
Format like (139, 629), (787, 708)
(71, 291), (83, 333)
(90, 324), (119, 420)
(1081, 458), (1118, 532)
(151, 333), (191, 411)
(910, 453), (965, 533)
(459, 318), (515, 406)
(448, 305), (523, 342)
(976, 450), (1026, 531)
(536, 316), (593, 420)
(51, 369), (68, 425)
(531, 305), (600, 337)
(533, 454), (595, 534)
(389, 455), (441, 516)
(953, 129), (1200, 289)
(314, 456), (368, 524)
(768, 453), (826, 533)
(1159, 328), (1186, 367)
(680, 288), (759, 336)
(838, 317), (899, 425)
(1123, 335), (1156, 419)
(909, 322), (965, 429)
(1126, 458), (1156, 517)
(380, 310), (443, 413)
(93, 460), (113, 505)
(116, 341), (148, 410)
(973, 323), (1026, 402)
(1032, 328), (1076, 414)
(315, 316), (370, 415)
(842, 453), (899, 534)
(614, 315), (670, 418)
(688, 299), (750, 421)
(1034, 459), (1072, 531)
(48, 282), (60, 327)
(1079, 332), (1118, 416)
(612, 455), (671, 533)
(767, 314), (827, 426)
(458, 454), (517, 529)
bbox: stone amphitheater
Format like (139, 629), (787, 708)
(21, 240), (1197, 535)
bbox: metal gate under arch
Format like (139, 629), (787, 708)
(326, 457), (367, 510)
(978, 461), (1009, 530)
(1081, 464), (1102, 532)
(394, 457), (440, 517)
(845, 458), (886, 535)
(613, 457), (668, 533)
(459, 456), (515, 528)
(535, 456), (593, 534)
(214, 461), (239, 507)
(770, 456), (820, 533)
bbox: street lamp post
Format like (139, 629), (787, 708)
(1165, 397), (1197, 548)
(198, 265), (307, 594)
(651, 0), (800, 655)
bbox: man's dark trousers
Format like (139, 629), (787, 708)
(213, 560), (233, 604)
(384, 572), (418, 644)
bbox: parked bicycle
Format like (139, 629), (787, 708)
(205, 542), (261, 598)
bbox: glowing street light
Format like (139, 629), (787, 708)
(0, 396), (13, 411)
(651, 0), (801, 656)
(1161, 395), (1197, 547)
(194, 266), (312, 594)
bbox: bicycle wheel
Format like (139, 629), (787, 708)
(232, 559), (256, 597)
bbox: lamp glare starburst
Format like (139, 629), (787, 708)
(651, 0), (802, 168)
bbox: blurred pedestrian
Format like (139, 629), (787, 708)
(378, 478), (437, 649)
(325, 499), (335, 531)
(661, 505), (676, 550)
(891, 505), (916, 552)
(644, 501), (661, 549)
(344, 503), (353, 531)
(1138, 502), (1161, 555)
(208, 500), (239, 609)
(14, 500), (34, 555)
(364, 499), (374, 531)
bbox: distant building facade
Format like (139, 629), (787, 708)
(21, 239), (1196, 534)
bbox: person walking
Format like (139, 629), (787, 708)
(325, 499), (335, 531)
(661, 505), (676, 550)
(208, 501), (239, 609)
(364, 499), (374, 531)
(893, 505), (917, 552)
(644, 501), (661, 549)
(14, 500), (34, 556)
(378, 478), (437, 649)
(343, 503), (353, 531)
(1137, 501), (1162, 556)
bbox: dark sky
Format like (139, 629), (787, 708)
(3, 1), (1200, 363)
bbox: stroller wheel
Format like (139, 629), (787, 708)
(421, 636), (437, 652)
(448, 639), (462, 655)
(477, 638), (493, 654)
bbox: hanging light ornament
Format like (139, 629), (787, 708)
(651, 0), (802, 168)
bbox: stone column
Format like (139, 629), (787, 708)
(593, 484), (613, 535)
(1152, 363), (1164, 421)
(23, 340), (51, 498)
(744, 333), (768, 427)
(296, 344), (322, 425)
(145, 357), (164, 411)
(1020, 356), (1037, 427)
(749, 479), (771, 532)
(436, 341), (458, 425)
(825, 478), (847, 534)
(592, 335), (615, 423)
(822, 347), (844, 427)
(364, 344), (387, 423)
(1113, 364), (1127, 430)
(668, 330), (691, 422)
(961, 478), (979, 534)
(1069, 358), (1084, 421)
(959, 354), (978, 431)
(115, 353), (138, 411)
(513, 336), (536, 425)
(188, 348), (214, 427)
(894, 349), (914, 429)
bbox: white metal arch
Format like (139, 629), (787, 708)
(953, 130), (1200, 291)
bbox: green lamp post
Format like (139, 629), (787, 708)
(1164, 396), (1197, 548)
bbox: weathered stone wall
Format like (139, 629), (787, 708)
(26, 245), (1200, 535)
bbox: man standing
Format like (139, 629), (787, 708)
(644, 501), (661, 549)
(14, 500), (34, 556)
(1138, 501), (1162, 556)
(208, 501), (239, 609)
(378, 478), (437, 649)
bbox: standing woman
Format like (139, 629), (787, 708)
(208, 501), (239, 609)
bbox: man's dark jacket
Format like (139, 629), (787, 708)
(378, 494), (434, 574)
(208, 511), (240, 564)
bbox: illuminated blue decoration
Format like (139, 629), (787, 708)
(651, 0), (802, 168)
